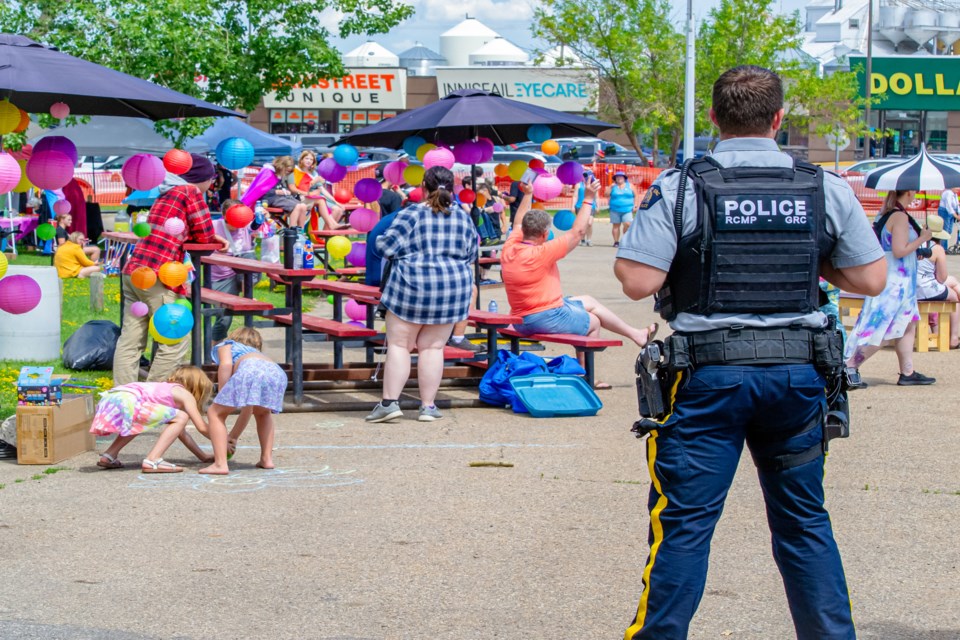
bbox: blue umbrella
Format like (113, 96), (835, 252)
(122, 188), (160, 207)
(0, 34), (240, 119)
(337, 89), (618, 148)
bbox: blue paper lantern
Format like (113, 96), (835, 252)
(547, 230), (555, 241)
(152, 303), (194, 342)
(527, 125), (552, 144)
(216, 137), (255, 170)
(553, 209), (575, 231)
(333, 143), (360, 167)
(402, 135), (427, 157)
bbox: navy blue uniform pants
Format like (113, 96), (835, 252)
(625, 364), (855, 640)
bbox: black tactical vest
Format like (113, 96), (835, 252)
(657, 157), (834, 321)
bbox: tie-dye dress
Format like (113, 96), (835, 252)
(90, 382), (181, 437)
(844, 221), (919, 361)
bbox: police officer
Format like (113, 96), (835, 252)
(614, 65), (887, 639)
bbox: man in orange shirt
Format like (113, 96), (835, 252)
(501, 179), (656, 388)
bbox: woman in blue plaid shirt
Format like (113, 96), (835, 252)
(366, 166), (480, 423)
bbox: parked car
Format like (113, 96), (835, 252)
(276, 132), (342, 151)
(839, 159), (900, 177)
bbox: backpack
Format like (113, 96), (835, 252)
(873, 208), (922, 241)
(479, 351), (585, 413)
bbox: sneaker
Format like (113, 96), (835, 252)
(418, 405), (443, 422)
(365, 401), (403, 422)
(585, 240), (592, 246)
(897, 371), (936, 386)
(447, 337), (486, 353)
(613, 241), (619, 247)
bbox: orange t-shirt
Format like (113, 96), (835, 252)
(501, 225), (571, 316)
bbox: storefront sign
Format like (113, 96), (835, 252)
(852, 56), (960, 111)
(435, 67), (597, 112)
(265, 69), (407, 110)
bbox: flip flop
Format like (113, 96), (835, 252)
(141, 458), (183, 474)
(96, 453), (123, 469)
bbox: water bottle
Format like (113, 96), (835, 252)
(293, 236), (305, 269)
(303, 238), (314, 270)
(253, 201), (266, 229)
(488, 300), (498, 314)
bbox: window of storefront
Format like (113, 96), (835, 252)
(926, 111), (948, 151)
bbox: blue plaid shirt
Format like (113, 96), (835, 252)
(377, 202), (479, 324)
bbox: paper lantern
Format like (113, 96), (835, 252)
(541, 139), (560, 156)
(133, 222), (152, 238)
(0, 252), (7, 280)
(476, 193), (487, 209)
(33, 136), (78, 164)
(403, 164), (425, 186)
(122, 154), (166, 191)
(383, 160), (407, 185)
(174, 298), (192, 312)
(26, 150), (74, 190)
(0, 100), (20, 135)
(553, 209), (576, 231)
(225, 204), (254, 228)
(349, 207), (378, 233)
(347, 320), (366, 328)
(333, 144), (359, 167)
(318, 157), (347, 183)
(0, 274), (41, 314)
(163, 149), (193, 175)
(36, 223), (56, 241)
(423, 147), (455, 170)
(507, 160), (528, 181)
(353, 178), (383, 203)
(533, 167), (548, 176)
(216, 137), (255, 170)
(533, 175), (564, 202)
(408, 187), (423, 203)
(158, 261), (188, 288)
(345, 299), (366, 322)
(130, 266), (157, 290)
(326, 294), (335, 305)
(13, 109), (29, 134)
(476, 138), (495, 162)
(12, 159), (30, 193)
(0, 152), (22, 194)
(53, 199), (71, 215)
(150, 303), (194, 344)
(130, 301), (149, 317)
(402, 135), (427, 157)
(333, 188), (352, 205)
(453, 140), (484, 165)
(49, 102), (70, 119)
(527, 125), (552, 144)
(547, 230), (555, 241)
(327, 236), (352, 260)
(415, 143), (436, 162)
(163, 217), (185, 236)
(493, 163), (509, 178)
(557, 161), (584, 185)
(529, 159), (545, 171)
(492, 201), (504, 213)
(346, 241), (367, 267)
(460, 188), (476, 205)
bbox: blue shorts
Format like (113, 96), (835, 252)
(517, 297), (591, 336)
(610, 210), (634, 224)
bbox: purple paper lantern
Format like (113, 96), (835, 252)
(492, 201), (504, 213)
(423, 147), (455, 170)
(33, 136), (78, 164)
(383, 161), (407, 185)
(26, 151), (74, 190)
(476, 137), (496, 163)
(345, 299), (367, 322)
(122, 154), (166, 191)
(353, 178), (383, 204)
(556, 161), (584, 185)
(0, 274), (42, 315)
(347, 320), (366, 328)
(532, 174), (564, 202)
(0, 152), (22, 194)
(130, 301), (149, 317)
(318, 157), (347, 183)
(453, 140), (484, 165)
(346, 241), (367, 268)
(349, 208), (378, 233)
(53, 199), (72, 215)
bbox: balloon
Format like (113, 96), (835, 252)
(33, 136), (78, 164)
(527, 125), (552, 144)
(533, 175), (564, 202)
(403, 164), (425, 186)
(174, 299), (193, 312)
(130, 266), (157, 290)
(53, 199), (71, 215)
(333, 143), (359, 167)
(122, 154), (166, 191)
(493, 163), (509, 178)
(345, 299), (367, 322)
(528, 158), (545, 170)
(349, 208), (378, 233)
(0, 100), (21, 135)
(50, 102), (70, 119)
(333, 188), (352, 204)
(133, 222), (151, 238)
(225, 204), (254, 228)
(402, 135), (427, 157)
(130, 301), (149, 317)
(453, 140), (484, 165)
(541, 139), (560, 156)
(12, 159), (31, 193)
(460, 188), (476, 205)
(476, 137), (495, 162)
(163, 149), (193, 175)
(0, 152), (22, 194)
(158, 261), (188, 288)
(163, 218), (185, 236)
(36, 223), (56, 241)
(318, 157), (347, 183)
(415, 143), (436, 162)
(327, 236), (352, 260)
(216, 137), (255, 170)
(353, 178), (383, 203)
(407, 187), (423, 203)
(346, 241), (367, 267)
(26, 150), (73, 190)
(423, 147), (455, 170)
(150, 303), (194, 343)
(553, 209), (576, 231)
(0, 274), (41, 314)
(383, 160), (407, 185)
(556, 161), (584, 185)
(0, 252), (6, 280)
(507, 160), (528, 181)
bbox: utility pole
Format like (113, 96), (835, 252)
(683, 0), (695, 162)
(864, 0), (874, 157)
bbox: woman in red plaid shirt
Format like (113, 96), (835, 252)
(113, 154), (229, 385)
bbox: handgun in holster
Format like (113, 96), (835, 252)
(632, 340), (671, 439)
(813, 320), (852, 444)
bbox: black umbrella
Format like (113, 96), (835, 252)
(865, 144), (960, 191)
(0, 34), (241, 120)
(337, 89), (618, 148)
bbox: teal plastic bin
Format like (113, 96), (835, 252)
(509, 374), (602, 418)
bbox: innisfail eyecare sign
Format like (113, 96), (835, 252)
(434, 67), (597, 112)
(851, 56), (960, 111)
(264, 69), (408, 110)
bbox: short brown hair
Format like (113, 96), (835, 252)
(712, 65), (783, 136)
(228, 326), (263, 351)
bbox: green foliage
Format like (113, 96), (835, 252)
(788, 62), (886, 145)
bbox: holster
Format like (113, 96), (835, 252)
(631, 340), (690, 439)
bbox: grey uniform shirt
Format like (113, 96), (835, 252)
(616, 137), (884, 332)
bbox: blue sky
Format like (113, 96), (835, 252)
(332, 0), (810, 58)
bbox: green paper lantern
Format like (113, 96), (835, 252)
(133, 222), (151, 238)
(174, 298), (192, 312)
(36, 223), (56, 241)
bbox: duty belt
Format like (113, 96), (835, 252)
(669, 326), (818, 367)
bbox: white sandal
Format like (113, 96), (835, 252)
(141, 458), (183, 474)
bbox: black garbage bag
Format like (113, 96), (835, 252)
(62, 320), (121, 371)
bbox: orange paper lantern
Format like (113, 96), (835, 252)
(163, 149), (193, 175)
(13, 109), (29, 134)
(541, 139), (560, 156)
(130, 266), (157, 290)
(493, 163), (509, 178)
(158, 261), (188, 288)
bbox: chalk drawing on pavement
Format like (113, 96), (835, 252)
(128, 466), (363, 493)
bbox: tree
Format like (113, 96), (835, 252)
(0, 0), (413, 142)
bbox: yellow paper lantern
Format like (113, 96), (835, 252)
(327, 236), (352, 261)
(0, 252), (7, 280)
(157, 261), (188, 288)
(149, 317), (184, 345)
(508, 159), (528, 181)
(403, 164), (425, 186)
(0, 100), (20, 135)
(493, 163), (510, 178)
(541, 139), (560, 156)
(415, 143), (436, 162)
(12, 159), (31, 193)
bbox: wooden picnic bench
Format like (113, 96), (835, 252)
(498, 326), (623, 388)
(839, 292), (957, 353)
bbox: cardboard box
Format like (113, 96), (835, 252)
(17, 367), (68, 406)
(16, 395), (96, 465)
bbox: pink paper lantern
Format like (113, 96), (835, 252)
(453, 140), (484, 165)
(345, 299), (367, 321)
(53, 199), (72, 215)
(33, 136), (78, 164)
(26, 150), (74, 190)
(0, 152), (22, 194)
(423, 147), (455, 170)
(130, 301), (149, 317)
(0, 274), (42, 315)
(350, 208), (378, 233)
(122, 154), (166, 191)
(492, 201), (504, 213)
(50, 102), (70, 119)
(557, 161), (584, 185)
(476, 137), (496, 162)
(353, 178), (383, 203)
(532, 175), (564, 202)
(346, 241), (367, 268)
(383, 161), (407, 185)
(163, 218), (185, 236)
(318, 157), (347, 183)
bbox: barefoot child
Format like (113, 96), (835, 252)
(92, 366), (213, 473)
(200, 327), (287, 475)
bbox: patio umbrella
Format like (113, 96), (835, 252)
(865, 144), (960, 191)
(0, 34), (240, 119)
(336, 89), (618, 148)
